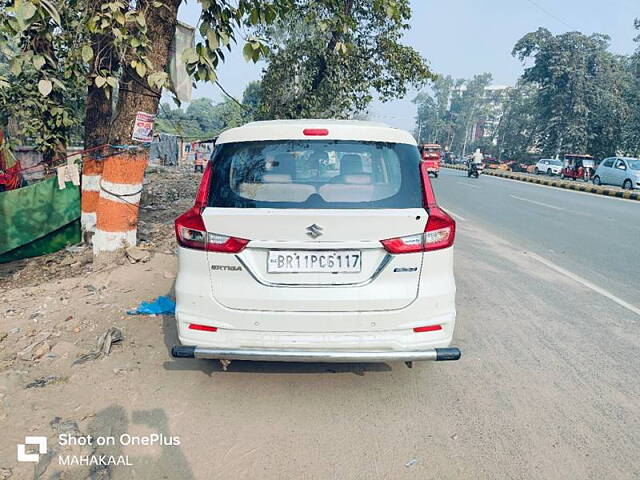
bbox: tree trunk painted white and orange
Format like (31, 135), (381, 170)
(81, 156), (103, 238)
(93, 151), (148, 254)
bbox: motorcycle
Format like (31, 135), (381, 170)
(467, 162), (482, 178)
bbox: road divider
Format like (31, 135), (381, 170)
(443, 164), (640, 201)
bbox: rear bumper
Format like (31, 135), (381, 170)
(171, 345), (461, 362)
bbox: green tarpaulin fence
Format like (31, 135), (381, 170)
(0, 177), (81, 263)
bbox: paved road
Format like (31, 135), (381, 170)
(435, 167), (640, 309)
(3, 169), (640, 479)
(448, 164), (631, 192)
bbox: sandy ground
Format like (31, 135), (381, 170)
(1, 171), (639, 479)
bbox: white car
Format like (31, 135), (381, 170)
(534, 158), (563, 175)
(171, 120), (460, 368)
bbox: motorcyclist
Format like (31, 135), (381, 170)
(471, 148), (484, 166)
(468, 148), (484, 175)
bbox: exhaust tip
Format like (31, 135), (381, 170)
(171, 345), (196, 358)
(435, 347), (461, 361)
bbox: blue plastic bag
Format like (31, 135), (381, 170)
(127, 295), (176, 315)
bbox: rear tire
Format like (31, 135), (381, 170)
(623, 179), (633, 190)
(593, 175), (601, 185)
(534, 167), (539, 174)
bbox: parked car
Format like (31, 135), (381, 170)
(592, 157), (640, 190)
(171, 120), (461, 368)
(534, 158), (563, 176)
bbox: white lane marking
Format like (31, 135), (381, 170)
(509, 194), (565, 211)
(524, 251), (640, 318)
(456, 182), (481, 189)
(481, 173), (639, 204)
(442, 208), (466, 221)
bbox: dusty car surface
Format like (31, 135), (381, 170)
(171, 120), (460, 366)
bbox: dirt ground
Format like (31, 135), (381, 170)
(0, 167), (198, 479)
(1, 168), (639, 480)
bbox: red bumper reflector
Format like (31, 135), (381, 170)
(413, 325), (442, 333)
(188, 324), (218, 332)
(303, 128), (329, 136)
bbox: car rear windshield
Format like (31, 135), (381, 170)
(207, 140), (423, 209)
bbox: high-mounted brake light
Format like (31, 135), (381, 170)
(303, 128), (329, 136)
(380, 161), (455, 254)
(188, 323), (218, 332)
(174, 161), (249, 253)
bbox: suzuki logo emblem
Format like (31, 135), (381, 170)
(306, 224), (324, 239)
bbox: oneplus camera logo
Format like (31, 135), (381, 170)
(17, 436), (47, 462)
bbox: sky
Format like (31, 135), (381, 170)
(176, 0), (639, 131)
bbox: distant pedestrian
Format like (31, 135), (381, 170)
(194, 152), (204, 173)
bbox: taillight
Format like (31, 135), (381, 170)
(194, 160), (213, 208)
(175, 159), (249, 253)
(175, 207), (249, 253)
(422, 206), (456, 250)
(380, 162), (455, 254)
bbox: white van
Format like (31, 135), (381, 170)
(171, 120), (460, 367)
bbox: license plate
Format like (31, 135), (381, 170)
(267, 250), (362, 274)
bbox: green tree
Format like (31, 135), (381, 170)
(622, 19), (640, 155)
(512, 28), (626, 157)
(0, 0), (88, 161)
(413, 75), (454, 145)
(1, 0), (426, 156)
(242, 80), (263, 116)
(257, 0), (434, 118)
(449, 73), (492, 155)
(156, 83), (256, 138)
(494, 81), (539, 161)
(413, 73), (493, 155)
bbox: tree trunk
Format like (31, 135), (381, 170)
(92, 0), (180, 256)
(84, 84), (114, 149)
(83, 0), (120, 149)
(310, 0), (353, 93)
(109, 0), (181, 144)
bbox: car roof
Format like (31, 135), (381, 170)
(216, 119), (417, 146)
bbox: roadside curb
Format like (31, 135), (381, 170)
(442, 164), (640, 201)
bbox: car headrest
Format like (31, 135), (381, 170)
(271, 153), (296, 175)
(340, 154), (363, 175)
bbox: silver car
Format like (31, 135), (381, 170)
(593, 157), (640, 190)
